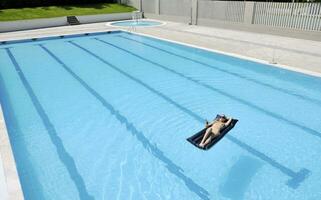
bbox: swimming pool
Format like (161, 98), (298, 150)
(109, 20), (163, 27)
(0, 30), (321, 199)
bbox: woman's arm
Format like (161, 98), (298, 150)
(205, 119), (216, 128)
(225, 117), (233, 126)
(205, 120), (209, 128)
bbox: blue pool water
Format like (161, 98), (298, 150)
(110, 20), (163, 27)
(0, 31), (321, 199)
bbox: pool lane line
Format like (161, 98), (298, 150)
(5, 48), (94, 200)
(116, 35), (321, 107)
(38, 44), (210, 200)
(94, 37), (321, 140)
(66, 41), (309, 189)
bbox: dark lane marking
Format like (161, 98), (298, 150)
(68, 41), (309, 189)
(5, 48), (94, 200)
(95, 37), (321, 140)
(39, 44), (210, 200)
(117, 34), (321, 106)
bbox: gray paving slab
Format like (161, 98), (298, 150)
(134, 21), (321, 75)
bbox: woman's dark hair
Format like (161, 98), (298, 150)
(220, 116), (228, 122)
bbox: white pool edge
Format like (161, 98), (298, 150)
(0, 105), (24, 200)
(1, 28), (320, 78)
(121, 30), (321, 78)
(106, 19), (166, 28)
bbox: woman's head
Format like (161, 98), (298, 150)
(219, 115), (228, 122)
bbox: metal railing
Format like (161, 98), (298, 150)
(254, 2), (321, 31)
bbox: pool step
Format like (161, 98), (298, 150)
(67, 16), (80, 25)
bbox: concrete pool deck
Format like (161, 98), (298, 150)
(0, 19), (321, 199)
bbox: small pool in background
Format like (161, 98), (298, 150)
(0, 31), (321, 199)
(109, 20), (163, 27)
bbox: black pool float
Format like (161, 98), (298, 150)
(187, 115), (238, 150)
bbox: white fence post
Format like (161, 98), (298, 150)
(155, 0), (160, 15)
(244, 1), (256, 24)
(192, 0), (198, 25)
(139, 0), (142, 12)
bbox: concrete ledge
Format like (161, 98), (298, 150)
(0, 12), (134, 33)
(144, 13), (191, 24)
(0, 106), (24, 200)
(77, 12), (133, 24)
(141, 13), (321, 42)
(131, 29), (321, 77)
(0, 17), (67, 33)
(196, 18), (321, 42)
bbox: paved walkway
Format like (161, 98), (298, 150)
(136, 22), (321, 76)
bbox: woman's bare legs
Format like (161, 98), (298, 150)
(202, 135), (214, 147)
(199, 128), (213, 148)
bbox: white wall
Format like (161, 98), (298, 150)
(142, 0), (156, 13)
(160, 0), (192, 17)
(0, 12), (133, 33)
(198, 1), (245, 23)
(0, 17), (67, 33)
(77, 12), (132, 24)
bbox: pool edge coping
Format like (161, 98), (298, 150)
(1, 27), (320, 78)
(122, 29), (321, 78)
(0, 105), (24, 200)
(106, 19), (166, 28)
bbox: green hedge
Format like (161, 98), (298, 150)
(0, 0), (117, 9)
